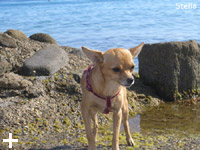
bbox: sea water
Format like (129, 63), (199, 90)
(0, 0), (200, 70)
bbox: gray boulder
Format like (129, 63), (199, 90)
(139, 40), (200, 101)
(29, 33), (57, 44)
(23, 45), (68, 76)
(5, 29), (28, 41)
(0, 33), (17, 48)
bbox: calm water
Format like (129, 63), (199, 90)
(128, 101), (200, 135)
(1, 0), (200, 70)
(0, 0), (200, 69)
(0, 0), (200, 49)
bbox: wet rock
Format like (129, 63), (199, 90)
(139, 40), (200, 101)
(5, 29), (28, 41)
(30, 33), (57, 44)
(23, 45), (68, 76)
(0, 33), (17, 48)
(0, 72), (32, 89)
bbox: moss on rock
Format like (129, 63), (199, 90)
(29, 33), (57, 44)
(5, 29), (28, 41)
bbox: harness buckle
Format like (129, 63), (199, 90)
(86, 84), (92, 92)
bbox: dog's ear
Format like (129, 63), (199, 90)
(129, 42), (144, 58)
(82, 47), (103, 63)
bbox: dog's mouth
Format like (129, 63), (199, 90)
(119, 79), (135, 88)
(124, 82), (135, 88)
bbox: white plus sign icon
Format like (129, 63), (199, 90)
(3, 133), (18, 148)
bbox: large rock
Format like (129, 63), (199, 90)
(0, 73), (32, 89)
(139, 40), (200, 101)
(0, 33), (17, 48)
(23, 45), (68, 76)
(29, 33), (57, 44)
(5, 29), (28, 41)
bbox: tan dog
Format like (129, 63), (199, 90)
(80, 42), (144, 150)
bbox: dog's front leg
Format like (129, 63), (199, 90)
(81, 104), (97, 150)
(112, 109), (122, 150)
(122, 107), (134, 146)
(91, 109), (98, 142)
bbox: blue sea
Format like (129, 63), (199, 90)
(0, 0), (200, 69)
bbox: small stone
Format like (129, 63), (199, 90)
(0, 33), (17, 48)
(5, 29), (28, 41)
(25, 81), (45, 98)
(70, 48), (87, 58)
(29, 33), (57, 44)
(23, 45), (68, 76)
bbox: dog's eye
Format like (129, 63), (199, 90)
(112, 67), (120, 72)
(130, 66), (135, 71)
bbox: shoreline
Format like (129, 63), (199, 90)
(0, 30), (200, 150)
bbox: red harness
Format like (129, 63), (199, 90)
(84, 65), (120, 114)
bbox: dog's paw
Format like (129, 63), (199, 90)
(127, 138), (135, 146)
(88, 147), (97, 150)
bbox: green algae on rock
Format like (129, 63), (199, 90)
(29, 33), (57, 44)
(5, 29), (28, 41)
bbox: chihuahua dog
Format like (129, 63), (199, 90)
(80, 42), (144, 150)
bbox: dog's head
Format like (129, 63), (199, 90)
(82, 42), (144, 87)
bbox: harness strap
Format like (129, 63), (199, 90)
(84, 64), (120, 114)
(104, 97), (111, 114)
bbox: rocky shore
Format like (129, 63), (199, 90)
(0, 29), (200, 150)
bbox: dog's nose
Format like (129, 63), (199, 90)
(127, 77), (134, 85)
